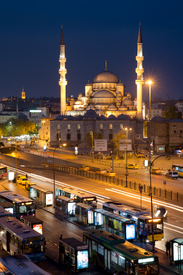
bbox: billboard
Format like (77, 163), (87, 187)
(94, 139), (107, 152)
(119, 139), (132, 151)
(77, 250), (89, 269)
(126, 224), (136, 240)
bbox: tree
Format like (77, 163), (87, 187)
(0, 119), (37, 137)
(84, 131), (103, 147)
(165, 106), (182, 119)
(112, 132), (126, 158)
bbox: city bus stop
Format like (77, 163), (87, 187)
(170, 238), (183, 269)
(75, 203), (94, 226)
(29, 185), (53, 207)
(55, 196), (76, 220)
(59, 237), (89, 273)
(93, 208), (136, 241)
(21, 215), (43, 234)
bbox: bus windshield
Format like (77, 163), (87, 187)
(135, 262), (159, 274)
(23, 240), (45, 254)
(19, 204), (35, 215)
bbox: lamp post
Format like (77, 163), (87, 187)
(124, 127), (132, 187)
(146, 80), (154, 251)
(53, 148), (56, 208)
(90, 131), (94, 158)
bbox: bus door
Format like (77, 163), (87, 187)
(6, 231), (10, 252)
(104, 249), (111, 270)
(86, 239), (92, 258)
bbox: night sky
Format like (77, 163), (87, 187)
(0, 0), (183, 101)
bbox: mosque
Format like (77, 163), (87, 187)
(59, 25), (145, 120)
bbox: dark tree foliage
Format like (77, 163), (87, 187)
(165, 106), (182, 119)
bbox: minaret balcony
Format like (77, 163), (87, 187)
(135, 68), (144, 74)
(136, 56), (144, 61)
(59, 57), (66, 62)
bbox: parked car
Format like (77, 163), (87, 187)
(127, 163), (139, 169)
(135, 153), (146, 158)
(79, 165), (91, 171)
(151, 168), (163, 175)
(94, 153), (104, 159)
(105, 171), (116, 177)
(16, 175), (29, 185)
(96, 169), (107, 175)
(165, 171), (178, 179)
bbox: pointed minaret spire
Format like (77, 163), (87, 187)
(137, 22), (142, 44)
(135, 23), (144, 119)
(60, 25), (65, 45)
(58, 26), (67, 115)
(105, 60), (108, 71)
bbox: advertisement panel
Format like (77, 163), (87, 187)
(77, 250), (89, 269)
(30, 188), (37, 199)
(33, 224), (43, 234)
(46, 193), (53, 206)
(126, 224), (135, 240)
(173, 243), (183, 261)
(88, 211), (94, 224)
(94, 139), (107, 152)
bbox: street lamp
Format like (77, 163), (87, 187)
(53, 148), (56, 208)
(124, 127), (132, 188)
(146, 80), (154, 251)
(90, 131), (94, 158)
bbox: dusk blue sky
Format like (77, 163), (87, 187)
(0, 0), (183, 101)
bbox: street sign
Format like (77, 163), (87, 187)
(94, 139), (107, 152)
(119, 139), (132, 151)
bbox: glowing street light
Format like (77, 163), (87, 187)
(124, 127), (132, 188)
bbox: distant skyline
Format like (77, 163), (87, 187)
(0, 1), (183, 101)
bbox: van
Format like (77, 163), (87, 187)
(165, 171), (178, 179)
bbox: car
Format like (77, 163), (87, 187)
(165, 171), (179, 179)
(104, 154), (112, 160)
(25, 182), (36, 191)
(127, 163), (139, 169)
(16, 175), (29, 185)
(151, 168), (163, 175)
(96, 169), (107, 175)
(94, 153), (104, 159)
(105, 171), (116, 177)
(79, 165), (90, 171)
(135, 153), (146, 158)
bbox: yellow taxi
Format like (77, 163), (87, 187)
(151, 168), (163, 175)
(105, 171), (116, 177)
(127, 163), (139, 169)
(79, 165), (91, 171)
(16, 175), (29, 186)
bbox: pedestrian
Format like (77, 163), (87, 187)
(139, 227), (143, 243)
(59, 234), (62, 240)
(165, 241), (170, 256)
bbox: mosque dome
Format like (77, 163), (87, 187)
(83, 109), (98, 118)
(122, 98), (134, 106)
(92, 90), (115, 98)
(93, 70), (119, 83)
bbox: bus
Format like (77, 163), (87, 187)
(0, 165), (8, 180)
(0, 216), (46, 262)
(0, 191), (35, 220)
(0, 251), (51, 275)
(172, 164), (183, 177)
(83, 229), (159, 275)
(102, 202), (164, 242)
(56, 186), (97, 207)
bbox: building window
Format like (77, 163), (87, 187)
(180, 130), (182, 134)
(174, 130), (176, 134)
(77, 133), (81, 140)
(77, 124), (80, 130)
(109, 124), (113, 130)
(67, 124), (71, 130)
(57, 124), (60, 129)
(120, 124), (123, 130)
(67, 134), (71, 140)
(100, 124), (103, 130)
(109, 133), (113, 140)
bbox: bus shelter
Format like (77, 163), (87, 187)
(170, 238), (183, 266)
(29, 185), (53, 207)
(75, 203), (94, 226)
(21, 216), (43, 234)
(93, 208), (136, 241)
(55, 196), (76, 219)
(59, 237), (89, 273)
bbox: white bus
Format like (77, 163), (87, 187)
(0, 216), (46, 262)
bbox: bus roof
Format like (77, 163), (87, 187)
(61, 186), (96, 198)
(0, 165), (6, 169)
(0, 191), (33, 203)
(172, 164), (183, 167)
(0, 254), (51, 275)
(94, 209), (134, 223)
(0, 207), (12, 217)
(84, 229), (155, 260)
(0, 216), (44, 240)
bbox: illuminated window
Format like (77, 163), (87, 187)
(100, 124), (103, 130)
(109, 124), (113, 130)
(77, 124), (80, 130)
(120, 124), (123, 130)
(67, 124), (71, 130)
(57, 124), (60, 129)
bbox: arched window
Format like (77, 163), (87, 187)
(109, 124), (113, 130)
(120, 124), (123, 130)
(67, 124), (71, 130)
(77, 124), (80, 130)
(100, 124), (103, 130)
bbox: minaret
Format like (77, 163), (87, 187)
(135, 23), (144, 119)
(58, 26), (67, 115)
(21, 87), (26, 99)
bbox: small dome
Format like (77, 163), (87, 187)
(84, 109), (98, 118)
(108, 115), (116, 120)
(55, 115), (66, 120)
(92, 90), (115, 98)
(117, 114), (131, 120)
(122, 98), (134, 106)
(74, 115), (83, 121)
(97, 115), (106, 120)
(93, 70), (119, 83)
(66, 115), (74, 120)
